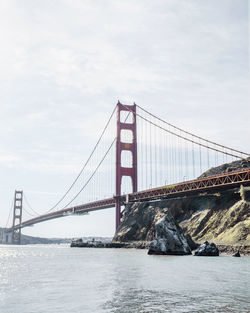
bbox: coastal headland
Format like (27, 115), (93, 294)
(73, 158), (250, 255)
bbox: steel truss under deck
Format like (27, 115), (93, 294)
(8, 168), (250, 232)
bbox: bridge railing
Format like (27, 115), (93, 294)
(7, 167), (250, 232)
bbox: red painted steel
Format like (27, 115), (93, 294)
(128, 168), (250, 202)
(11, 190), (23, 244)
(8, 168), (250, 232)
(115, 101), (137, 229)
(11, 197), (116, 230)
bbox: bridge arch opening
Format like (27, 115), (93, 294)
(120, 110), (134, 124)
(121, 176), (133, 195)
(121, 129), (133, 143)
(121, 150), (133, 168)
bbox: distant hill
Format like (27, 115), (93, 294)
(21, 233), (72, 245)
(0, 227), (71, 244)
(0, 228), (112, 245)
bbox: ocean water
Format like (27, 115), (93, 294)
(0, 245), (249, 313)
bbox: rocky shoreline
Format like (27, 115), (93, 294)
(217, 244), (250, 255)
(71, 159), (250, 256)
(71, 239), (250, 256)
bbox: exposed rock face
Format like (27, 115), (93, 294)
(113, 202), (166, 243)
(148, 213), (191, 255)
(194, 241), (219, 256)
(199, 157), (250, 178)
(232, 251), (241, 257)
(180, 196), (250, 247)
(114, 187), (250, 248)
(113, 158), (250, 252)
(185, 234), (199, 250)
(70, 238), (110, 248)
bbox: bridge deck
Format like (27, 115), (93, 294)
(8, 168), (250, 231)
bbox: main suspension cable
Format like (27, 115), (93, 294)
(137, 104), (250, 157)
(23, 207), (36, 218)
(62, 138), (116, 209)
(120, 103), (250, 159)
(5, 198), (14, 229)
(46, 104), (117, 213)
(61, 110), (132, 209)
(23, 193), (40, 216)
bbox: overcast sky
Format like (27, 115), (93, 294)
(0, 0), (249, 238)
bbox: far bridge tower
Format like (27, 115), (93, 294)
(11, 190), (23, 244)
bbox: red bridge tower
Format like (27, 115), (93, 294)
(115, 102), (137, 229)
(11, 190), (23, 244)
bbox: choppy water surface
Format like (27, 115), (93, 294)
(0, 245), (249, 313)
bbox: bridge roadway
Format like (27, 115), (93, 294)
(9, 168), (250, 232)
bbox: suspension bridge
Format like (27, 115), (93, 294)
(2, 101), (250, 244)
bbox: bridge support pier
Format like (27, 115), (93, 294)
(11, 190), (23, 244)
(115, 197), (122, 230)
(115, 101), (137, 229)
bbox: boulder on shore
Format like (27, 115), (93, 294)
(148, 213), (191, 255)
(194, 241), (219, 256)
(232, 250), (241, 257)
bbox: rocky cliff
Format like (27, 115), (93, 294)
(199, 157), (250, 178)
(113, 159), (250, 253)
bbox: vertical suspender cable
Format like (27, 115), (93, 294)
(146, 112), (148, 189)
(199, 142), (202, 175)
(207, 142), (210, 170)
(192, 137), (195, 178)
(154, 118), (157, 187)
(150, 117), (152, 187)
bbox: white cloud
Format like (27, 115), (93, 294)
(0, 153), (21, 166)
(0, 0), (248, 237)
